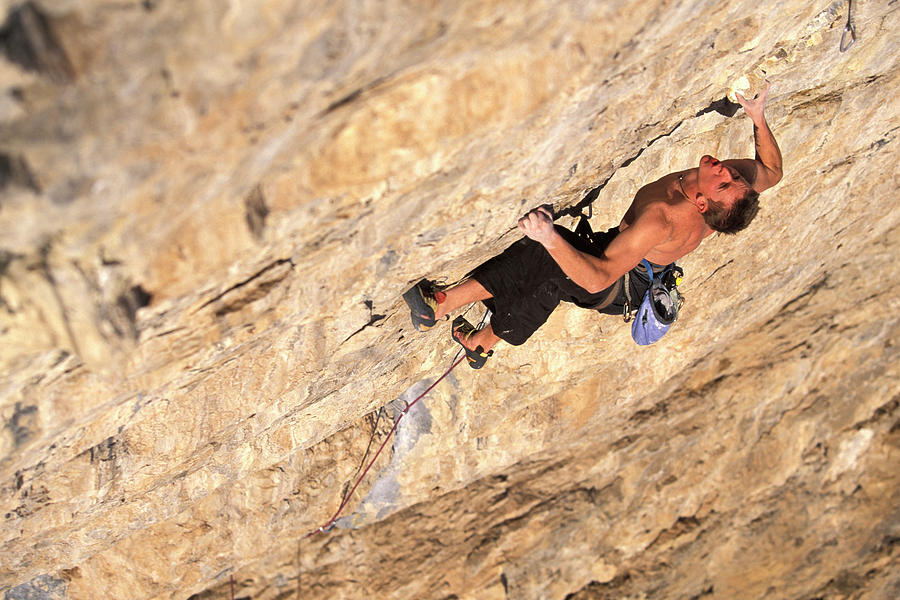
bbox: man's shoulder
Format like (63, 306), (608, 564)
(636, 186), (707, 242)
(634, 186), (687, 224)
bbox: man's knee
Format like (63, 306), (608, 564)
(491, 316), (534, 346)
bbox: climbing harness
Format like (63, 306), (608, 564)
(840, 0), (856, 52)
(571, 210), (684, 326)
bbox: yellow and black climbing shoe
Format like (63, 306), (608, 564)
(402, 279), (445, 332)
(451, 315), (493, 369)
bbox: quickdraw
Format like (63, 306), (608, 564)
(840, 0), (856, 52)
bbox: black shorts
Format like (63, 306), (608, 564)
(469, 226), (659, 346)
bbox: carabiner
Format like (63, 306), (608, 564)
(840, 23), (856, 52)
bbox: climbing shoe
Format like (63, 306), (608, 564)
(451, 315), (493, 369)
(402, 279), (446, 331)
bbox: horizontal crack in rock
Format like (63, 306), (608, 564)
(194, 258), (293, 315)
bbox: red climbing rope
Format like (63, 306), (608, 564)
(302, 354), (466, 539)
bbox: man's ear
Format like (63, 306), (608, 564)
(694, 194), (708, 214)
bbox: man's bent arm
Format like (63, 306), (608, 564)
(518, 208), (667, 294)
(750, 114), (783, 189)
(737, 81), (783, 192)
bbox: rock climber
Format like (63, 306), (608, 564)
(403, 82), (783, 368)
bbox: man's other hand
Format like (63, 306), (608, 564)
(736, 80), (770, 124)
(518, 207), (556, 245)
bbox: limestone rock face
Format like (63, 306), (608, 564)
(1, 1), (898, 599)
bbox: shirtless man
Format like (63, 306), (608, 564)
(403, 82), (783, 368)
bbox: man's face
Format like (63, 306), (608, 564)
(697, 155), (750, 208)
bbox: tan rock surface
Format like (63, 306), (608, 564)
(0, 0), (898, 598)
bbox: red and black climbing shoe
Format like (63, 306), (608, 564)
(451, 315), (493, 369)
(402, 279), (446, 332)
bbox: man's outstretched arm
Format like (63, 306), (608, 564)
(736, 81), (783, 192)
(517, 207), (668, 294)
